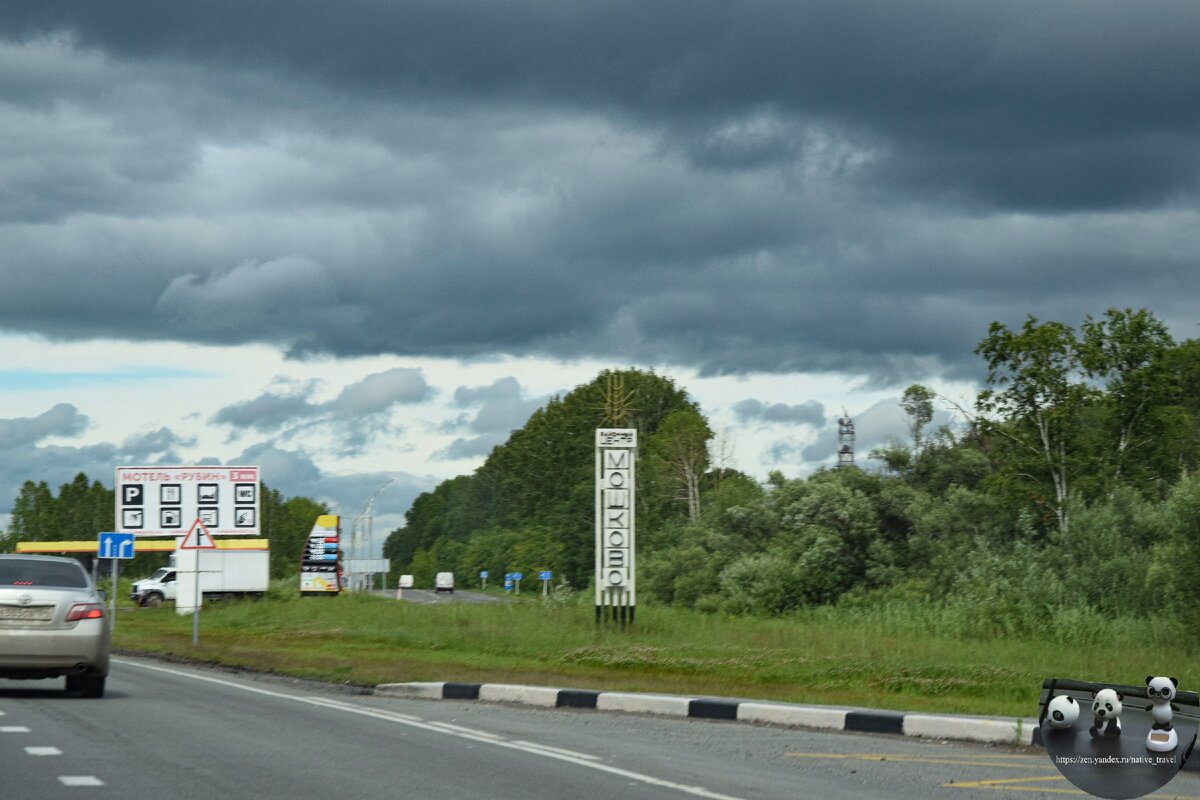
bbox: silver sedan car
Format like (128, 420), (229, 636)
(0, 554), (112, 697)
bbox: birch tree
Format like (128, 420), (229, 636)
(975, 316), (1093, 533)
(1078, 308), (1174, 482)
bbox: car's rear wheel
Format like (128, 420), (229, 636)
(78, 671), (105, 698)
(141, 592), (163, 608)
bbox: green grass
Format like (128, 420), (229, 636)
(112, 591), (1198, 718)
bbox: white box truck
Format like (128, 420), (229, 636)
(131, 550), (269, 607)
(435, 572), (455, 593)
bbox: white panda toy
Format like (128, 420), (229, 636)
(1145, 676), (1179, 752)
(1090, 688), (1123, 737)
(1047, 695), (1080, 729)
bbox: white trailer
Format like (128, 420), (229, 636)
(131, 550), (269, 607)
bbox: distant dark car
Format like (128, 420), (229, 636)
(0, 555), (112, 697)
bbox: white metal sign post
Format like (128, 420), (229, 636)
(595, 428), (636, 625)
(178, 519), (216, 645)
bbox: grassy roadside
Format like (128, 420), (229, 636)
(112, 591), (1196, 718)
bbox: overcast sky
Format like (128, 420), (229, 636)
(1, 2), (1197, 541)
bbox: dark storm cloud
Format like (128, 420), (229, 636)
(0, 409), (203, 526)
(795, 398), (958, 465)
(451, 377), (542, 435)
(120, 428), (194, 463)
(435, 434), (506, 462)
(2, 2), (1200, 381)
(800, 399), (910, 464)
(733, 399), (825, 427)
(211, 369), (433, 454)
(211, 389), (318, 432)
(232, 442), (434, 539)
(434, 376), (544, 461)
(0, 403), (88, 450)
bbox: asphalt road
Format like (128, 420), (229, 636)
(390, 587), (504, 604)
(6, 657), (1200, 799)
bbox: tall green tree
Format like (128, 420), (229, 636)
(900, 384), (936, 453)
(975, 316), (1093, 533)
(641, 407), (713, 522)
(1078, 308), (1176, 484)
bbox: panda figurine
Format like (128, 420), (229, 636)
(1145, 676), (1179, 752)
(1046, 695), (1080, 729)
(1090, 688), (1123, 737)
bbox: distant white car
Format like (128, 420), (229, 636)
(435, 572), (455, 593)
(0, 555), (111, 697)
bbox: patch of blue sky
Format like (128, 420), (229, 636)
(0, 367), (215, 391)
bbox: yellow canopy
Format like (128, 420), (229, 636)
(15, 539), (269, 553)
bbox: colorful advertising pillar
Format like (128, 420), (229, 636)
(300, 514), (342, 596)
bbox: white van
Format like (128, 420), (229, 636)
(434, 572), (455, 593)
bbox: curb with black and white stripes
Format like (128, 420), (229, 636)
(374, 681), (1040, 747)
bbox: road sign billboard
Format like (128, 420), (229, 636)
(116, 466), (260, 536)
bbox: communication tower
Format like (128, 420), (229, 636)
(837, 410), (855, 468)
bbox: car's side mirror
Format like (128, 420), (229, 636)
(97, 589), (107, 602)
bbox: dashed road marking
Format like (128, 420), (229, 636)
(59, 776), (104, 786)
(514, 740), (603, 761)
(944, 774), (1079, 794)
(1, 725), (30, 733)
(26, 746), (63, 756)
(429, 720), (502, 738)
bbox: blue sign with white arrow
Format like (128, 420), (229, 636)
(539, 570), (552, 581)
(98, 531), (136, 559)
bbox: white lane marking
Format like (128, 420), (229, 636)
(59, 776), (104, 786)
(1, 726), (30, 733)
(115, 658), (747, 800)
(513, 740), (602, 761)
(26, 746), (63, 756)
(428, 720), (503, 738)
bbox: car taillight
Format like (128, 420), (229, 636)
(65, 603), (105, 622)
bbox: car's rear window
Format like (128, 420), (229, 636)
(0, 561), (89, 588)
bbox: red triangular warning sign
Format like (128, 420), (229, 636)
(179, 518), (217, 550)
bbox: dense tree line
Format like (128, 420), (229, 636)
(388, 310), (1200, 634)
(385, 369), (711, 587)
(1, 475), (326, 580)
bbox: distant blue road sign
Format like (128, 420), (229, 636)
(98, 532), (136, 560)
(480, 570), (489, 578)
(512, 572), (524, 581)
(539, 571), (552, 581)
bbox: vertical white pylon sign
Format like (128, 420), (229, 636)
(596, 428), (636, 624)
